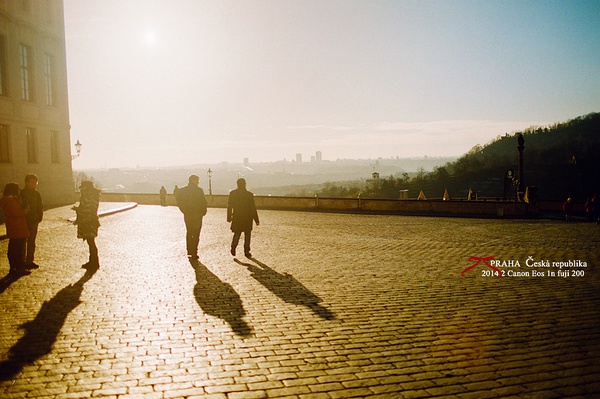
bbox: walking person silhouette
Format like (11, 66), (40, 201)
(176, 175), (207, 260)
(159, 186), (167, 206)
(227, 178), (259, 258)
(21, 173), (43, 270)
(72, 181), (100, 270)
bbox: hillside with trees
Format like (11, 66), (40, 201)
(317, 113), (600, 202)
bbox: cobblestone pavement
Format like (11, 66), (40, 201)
(1, 204), (599, 399)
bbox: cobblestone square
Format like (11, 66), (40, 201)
(1, 204), (599, 398)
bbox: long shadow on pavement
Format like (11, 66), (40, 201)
(189, 259), (252, 337)
(235, 257), (335, 321)
(0, 267), (98, 382)
(0, 272), (30, 294)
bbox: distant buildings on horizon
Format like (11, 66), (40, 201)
(247, 151), (324, 166)
(238, 151), (453, 168)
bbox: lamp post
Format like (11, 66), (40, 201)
(207, 168), (213, 195)
(71, 140), (82, 160)
(517, 133), (525, 201)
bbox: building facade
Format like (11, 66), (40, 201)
(0, 0), (74, 207)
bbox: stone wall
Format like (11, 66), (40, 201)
(97, 192), (538, 218)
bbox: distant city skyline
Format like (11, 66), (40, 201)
(64, 0), (600, 169)
(76, 155), (457, 198)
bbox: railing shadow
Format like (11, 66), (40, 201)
(189, 259), (252, 337)
(0, 267), (98, 381)
(235, 257), (335, 321)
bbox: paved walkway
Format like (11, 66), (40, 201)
(1, 204), (599, 398)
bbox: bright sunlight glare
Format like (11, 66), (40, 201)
(143, 30), (156, 45)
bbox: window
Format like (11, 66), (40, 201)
(0, 36), (6, 96)
(19, 44), (33, 101)
(0, 125), (10, 163)
(44, 54), (56, 106)
(26, 128), (37, 163)
(50, 130), (60, 163)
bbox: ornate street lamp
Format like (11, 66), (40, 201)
(71, 139), (82, 160)
(207, 168), (213, 195)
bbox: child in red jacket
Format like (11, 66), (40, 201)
(0, 183), (29, 276)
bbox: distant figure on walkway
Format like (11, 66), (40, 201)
(21, 174), (43, 270)
(592, 194), (599, 224)
(72, 181), (101, 270)
(585, 196), (594, 222)
(227, 178), (259, 258)
(562, 197), (574, 222)
(159, 186), (167, 206)
(176, 175), (207, 260)
(0, 183), (29, 276)
(586, 193), (598, 224)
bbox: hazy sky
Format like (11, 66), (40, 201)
(63, 0), (600, 169)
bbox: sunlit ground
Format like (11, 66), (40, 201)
(1, 205), (599, 397)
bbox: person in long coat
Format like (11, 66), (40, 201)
(227, 178), (259, 258)
(562, 197), (574, 222)
(0, 183), (29, 276)
(159, 186), (167, 206)
(176, 175), (207, 259)
(73, 181), (100, 269)
(21, 173), (43, 269)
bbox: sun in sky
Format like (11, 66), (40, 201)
(143, 30), (157, 46)
(63, 0), (600, 169)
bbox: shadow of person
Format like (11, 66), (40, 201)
(0, 272), (29, 294)
(235, 258), (335, 321)
(189, 259), (252, 337)
(0, 267), (98, 381)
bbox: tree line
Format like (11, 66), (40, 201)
(316, 113), (600, 202)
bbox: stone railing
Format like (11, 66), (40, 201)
(96, 192), (538, 218)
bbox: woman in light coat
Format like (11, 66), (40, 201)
(73, 181), (100, 269)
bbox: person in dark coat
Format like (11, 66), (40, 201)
(585, 197), (595, 222)
(0, 183), (30, 276)
(72, 181), (101, 269)
(159, 186), (167, 206)
(227, 178), (259, 258)
(176, 175), (207, 260)
(562, 197), (574, 222)
(21, 173), (43, 269)
(591, 193), (599, 224)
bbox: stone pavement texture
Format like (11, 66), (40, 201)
(0, 204), (599, 399)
